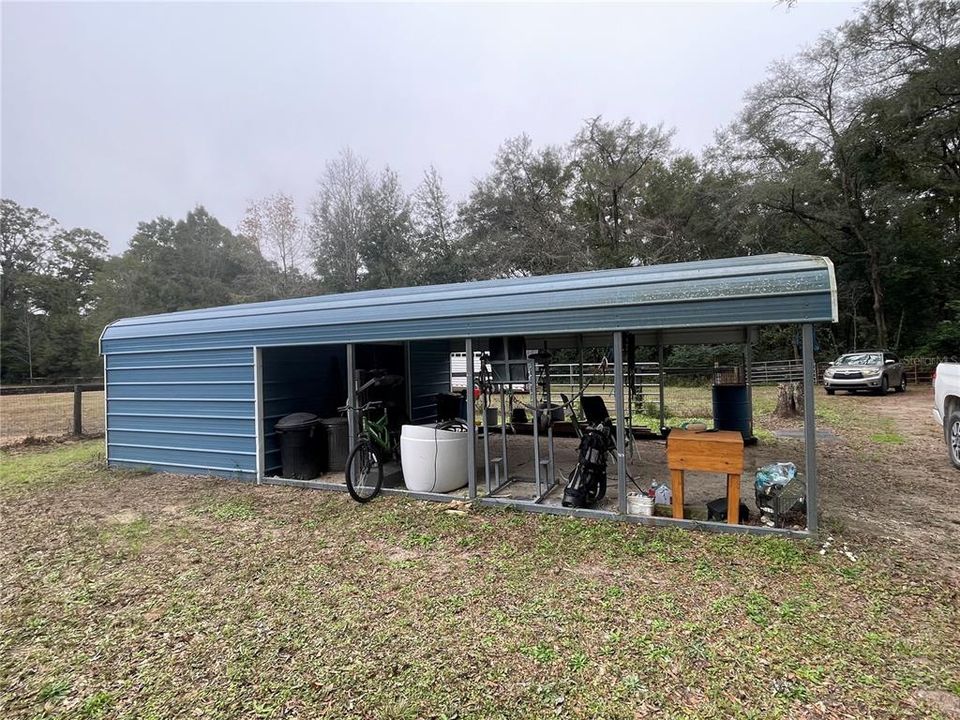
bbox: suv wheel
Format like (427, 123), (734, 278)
(895, 376), (907, 393)
(876, 375), (889, 395)
(947, 409), (960, 470)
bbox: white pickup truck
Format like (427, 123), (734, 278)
(933, 362), (960, 469)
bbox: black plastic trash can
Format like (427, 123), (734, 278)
(275, 412), (324, 480)
(320, 417), (350, 472)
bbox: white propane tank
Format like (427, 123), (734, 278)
(400, 424), (469, 493)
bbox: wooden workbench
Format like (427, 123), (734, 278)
(666, 429), (745, 524)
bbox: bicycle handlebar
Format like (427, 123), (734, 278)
(337, 400), (384, 413)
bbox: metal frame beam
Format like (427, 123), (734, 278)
(253, 347), (264, 484)
(801, 323), (819, 535)
(346, 343), (357, 450)
(613, 331), (627, 515)
(465, 337), (477, 499)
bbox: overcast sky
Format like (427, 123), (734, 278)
(2, 1), (860, 254)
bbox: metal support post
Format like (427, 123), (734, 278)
(254, 347), (264, 484)
(613, 332), (627, 515)
(346, 343), (357, 449)
(801, 323), (819, 535)
(482, 384), (491, 494)
(545, 360), (555, 487)
(530, 355), (542, 497)
(744, 334), (755, 438)
(500, 384), (508, 487)
(466, 338), (477, 499)
(577, 334), (585, 396)
(657, 332), (666, 434)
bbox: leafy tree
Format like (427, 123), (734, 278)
(358, 167), (415, 289)
(460, 135), (580, 278)
(411, 166), (463, 285)
(0, 199), (106, 382)
(93, 206), (272, 325)
(730, 0), (959, 349)
(238, 192), (312, 298)
(570, 116), (673, 267)
(308, 149), (369, 292)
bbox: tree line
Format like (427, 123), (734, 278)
(1, 0), (957, 384)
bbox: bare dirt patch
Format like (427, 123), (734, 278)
(812, 388), (960, 573)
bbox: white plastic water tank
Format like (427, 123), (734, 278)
(400, 423), (468, 493)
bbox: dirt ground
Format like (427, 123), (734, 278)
(812, 387), (960, 575)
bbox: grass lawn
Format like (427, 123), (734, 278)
(1, 436), (958, 719)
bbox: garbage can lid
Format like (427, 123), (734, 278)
(319, 416), (348, 426)
(276, 412), (320, 431)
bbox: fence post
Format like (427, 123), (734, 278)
(73, 385), (82, 436)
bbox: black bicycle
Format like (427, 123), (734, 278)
(339, 372), (404, 503)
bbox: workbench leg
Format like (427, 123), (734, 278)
(726, 474), (740, 524)
(670, 469), (684, 519)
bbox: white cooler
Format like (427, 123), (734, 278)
(400, 423), (468, 493)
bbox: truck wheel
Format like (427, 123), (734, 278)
(947, 409), (960, 470)
(895, 376), (907, 393)
(825, 388), (835, 395)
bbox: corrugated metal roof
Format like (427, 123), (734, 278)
(100, 253), (837, 354)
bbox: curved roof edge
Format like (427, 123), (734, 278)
(101, 253), (838, 354)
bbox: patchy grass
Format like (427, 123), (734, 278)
(0, 440), (104, 493)
(870, 431), (907, 444)
(1, 441), (958, 719)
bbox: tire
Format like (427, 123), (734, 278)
(895, 375), (907, 393)
(345, 441), (383, 503)
(876, 376), (889, 395)
(946, 409), (960, 471)
(825, 388), (835, 396)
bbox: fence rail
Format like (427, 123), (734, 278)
(451, 354), (942, 389)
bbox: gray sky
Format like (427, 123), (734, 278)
(2, 1), (859, 254)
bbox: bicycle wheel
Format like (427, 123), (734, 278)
(345, 441), (383, 503)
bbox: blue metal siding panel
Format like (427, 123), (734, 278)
(106, 349), (255, 367)
(108, 459), (256, 480)
(107, 399), (255, 417)
(105, 348), (256, 477)
(101, 254), (838, 353)
(108, 430), (255, 453)
(108, 445), (256, 470)
(409, 340), (452, 423)
(108, 382), (253, 400)
(107, 415), (254, 435)
(107, 365), (253, 383)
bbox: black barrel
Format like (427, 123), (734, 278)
(712, 384), (753, 440)
(275, 412), (324, 480)
(320, 417), (350, 472)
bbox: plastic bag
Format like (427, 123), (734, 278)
(754, 462), (797, 493)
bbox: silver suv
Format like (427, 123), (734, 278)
(823, 351), (907, 396)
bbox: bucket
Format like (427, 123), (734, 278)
(626, 492), (654, 516)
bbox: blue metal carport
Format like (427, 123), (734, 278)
(100, 252), (837, 536)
